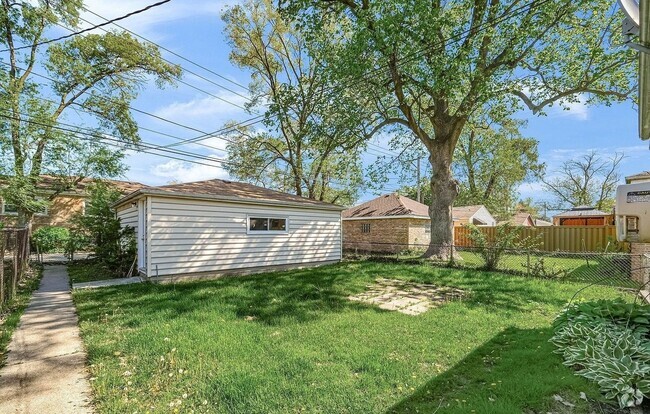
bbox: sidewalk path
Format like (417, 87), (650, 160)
(0, 265), (93, 413)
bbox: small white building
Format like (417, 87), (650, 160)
(113, 179), (344, 279)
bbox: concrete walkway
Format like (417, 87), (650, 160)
(0, 265), (93, 413)
(72, 276), (142, 290)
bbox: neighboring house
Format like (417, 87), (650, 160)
(0, 175), (146, 229)
(113, 179), (344, 279)
(553, 205), (614, 226)
(342, 193), (496, 252)
(625, 171), (650, 184)
(453, 205), (497, 226)
(500, 212), (535, 226)
(534, 218), (553, 227)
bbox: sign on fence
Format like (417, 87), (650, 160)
(454, 225), (620, 252)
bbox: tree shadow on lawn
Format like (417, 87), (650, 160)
(72, 262), (620, 331)
(74, 263), (377, 327)
(386, 325), (622, 414)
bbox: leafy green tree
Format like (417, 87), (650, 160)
(0, 0), (180, 228)
(396, 117), (542, 220)
(284, 0), (635, 258)
(222, 0), (369, 205)
(454, 117), (543, 220)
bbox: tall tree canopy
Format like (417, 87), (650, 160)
(283, 0), (636, 258)
(397, 117), (542, 220)
(454, 117), (543, 219)
(222, 0), (370, 205)
(541, 150), (623, 211)
(0, 0), (180, 226)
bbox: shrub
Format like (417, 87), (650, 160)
(64, 231), (90, 261)
(71, 182), (137, 277)
(31, 226), (69, 253)
(523, 257), (568, 279)
(551, 300), (650, 408)
(466, 223), (520, 271)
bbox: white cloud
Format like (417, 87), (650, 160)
(154, 93), (250, 122)
(150, 154), (230, 183)
(548, 94), (589, 121)
(80, 0), (229, 39)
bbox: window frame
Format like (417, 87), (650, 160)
(1, 198), (48, 216)
(1, 199), (18, 215)
(361, 223), (371, 233)
(246, 215), (290, 235)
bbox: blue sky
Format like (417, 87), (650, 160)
(75, 0), (648, 208)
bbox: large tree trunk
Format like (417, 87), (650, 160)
(422, 138), (459, 260)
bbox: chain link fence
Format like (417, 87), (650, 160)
(1, 227), (31, 308)
(343, 241), (642, 289)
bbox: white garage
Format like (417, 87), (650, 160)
(113, 179), (343, 279)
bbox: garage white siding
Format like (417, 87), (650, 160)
(473, 206), (496, 226)
(116, 203), (139, 239)
(147, 196), (341, 277)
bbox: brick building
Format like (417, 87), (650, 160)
(342, 193), (495, 252)
(0, 176), (146, 230)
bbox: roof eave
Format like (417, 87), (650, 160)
(342, 214), (430, 220)
(112, 188), (346, 211)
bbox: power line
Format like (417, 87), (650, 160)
(0, 61), (266, 150)
(44, 17), (252, 112)
(0, 111), (235, 168)
(322, 0), (554, 99)
(0, 0), (173, 53)
(80, 6), (252, 95)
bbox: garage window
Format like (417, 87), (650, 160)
(361, 223), (370, 233)
(248, 216), (288, 234)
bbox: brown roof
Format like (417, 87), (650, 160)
(626, 171), (650, 184)
(452, 205), (483, 220)
(553, 205), (610, 218)
(0, 175), (147, 195)
(343, 194), (487, 221)
(342, 193), (429, 218)
(500, 212), (534, 226)
(116, 179), (342, 210)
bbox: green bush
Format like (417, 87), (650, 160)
(551, 300), (650, 408)
(71, 182), (137, 277)
(31, 226), (69, 253)
(466, 223), (521, 270)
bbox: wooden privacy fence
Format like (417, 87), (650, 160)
(454, 225), (619, 252)
(1, 227), (30, 308)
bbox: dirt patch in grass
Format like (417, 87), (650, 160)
(348, 278), (466, 315)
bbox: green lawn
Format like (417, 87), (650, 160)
(1, 264), (42, 366)
(352, 250), (637, 289)
(68, 259), (119, 284)
(73, 262), (633, 413)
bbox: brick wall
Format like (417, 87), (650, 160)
(342, 218), (410, 252)
(0, 195), (85, 230)
(407, 218), (431, 249)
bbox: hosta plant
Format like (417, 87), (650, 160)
(551, 300), (650, 408)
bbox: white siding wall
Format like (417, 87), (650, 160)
(116, 203), (138, 240)
(474, 206), (497, 226)
(147, 197), (342, 277)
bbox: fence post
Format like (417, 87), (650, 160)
(12, 231), (17, 300)
(526, 251), (530, 277)
(0, 232), (4, 307)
